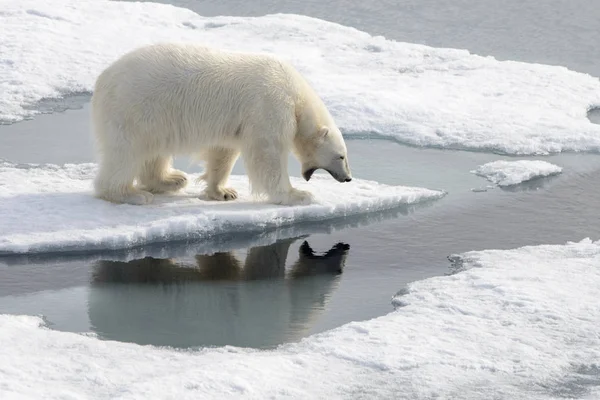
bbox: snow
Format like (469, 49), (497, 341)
(471, 159), (563, 186)
(1, 238), (599, 399)
(0, 161), (444, 255)
(1, 1), (600, 155)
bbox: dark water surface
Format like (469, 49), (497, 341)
(1, 0), (600, 349)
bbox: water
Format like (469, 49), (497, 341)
(1, 0), (600, 349)
(590, 108), (600, 125)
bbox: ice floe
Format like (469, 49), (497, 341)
(0, 162), (444, 255)
(472, 159), (563, 186)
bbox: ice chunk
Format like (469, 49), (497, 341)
(1, 1), (600, 155)
(471, 159), (563, 186)
(1, 239), (599, 398)
(0, 162), (444, 255)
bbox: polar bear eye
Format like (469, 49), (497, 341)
(339, 156), (345, 160)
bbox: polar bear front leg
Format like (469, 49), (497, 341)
(93, 147), (154, 205)
(243, 142), (314, 206)
(201, 148), (240, 201)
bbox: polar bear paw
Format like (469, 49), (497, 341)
(142, 170), (188, 194)
(204, 186), (239, 201)
(273, 188), (315, 206)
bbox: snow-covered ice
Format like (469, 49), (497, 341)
(0, 207), (399, 265)
(472, 159), (563, 186)
(0, 162), (444, 255)
(1, 238), (599, 399)
(2, 0), (600, 155)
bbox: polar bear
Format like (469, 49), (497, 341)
(90, 43), (352, 206)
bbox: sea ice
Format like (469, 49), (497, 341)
(0, 162), (444, 255)
(1, 238), (599, 399)
(1, 0), (600, 154)
(472, 159), (563, 186)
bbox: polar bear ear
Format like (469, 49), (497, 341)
(318, 126), (330, 138)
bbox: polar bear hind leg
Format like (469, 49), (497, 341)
(138, 156), (188, 194)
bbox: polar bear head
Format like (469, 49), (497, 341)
(294, 126), (352, 183)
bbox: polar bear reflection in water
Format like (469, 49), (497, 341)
(88, 238), (349, 349)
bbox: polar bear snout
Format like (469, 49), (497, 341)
(326, 167), (352, 183)
(330, 170), (353, 183)
(302, 158), (352, 183)
(328, 156), (353, 183)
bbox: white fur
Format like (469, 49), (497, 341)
(91, 42), (352, 206)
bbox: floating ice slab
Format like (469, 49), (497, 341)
(0, 162), (444, 255)
(2, 1), (600, 155)
(472, 159), (563, 186)
(0, 206), (407, 265)
(1, 239), (599, 399)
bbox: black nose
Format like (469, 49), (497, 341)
(344, 178), (352, 182)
